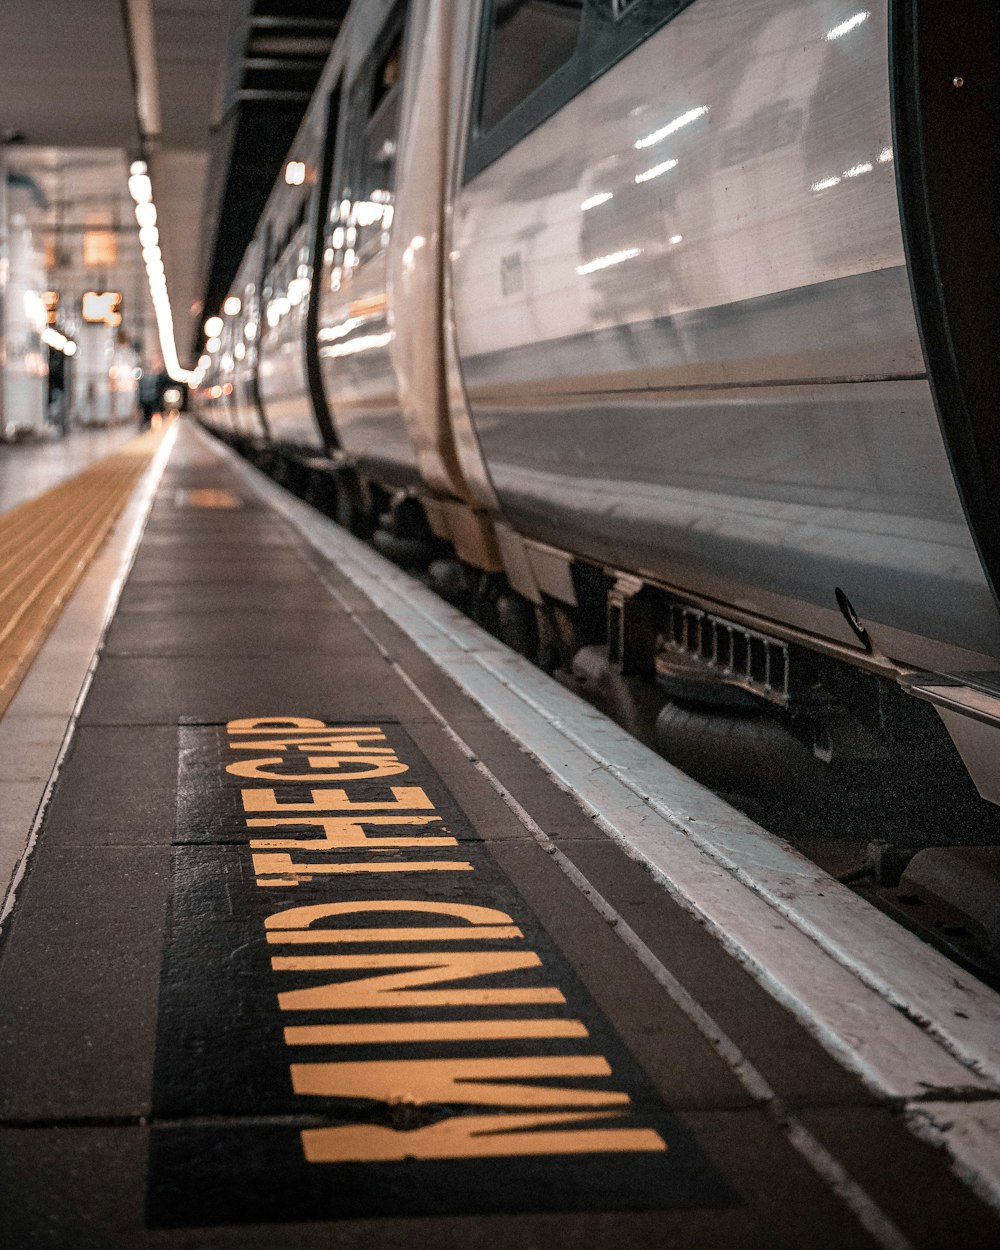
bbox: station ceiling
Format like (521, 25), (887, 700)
(0, 0), (346, 367)
(199, 0), (349, 355)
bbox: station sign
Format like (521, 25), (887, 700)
(81, 290), (123, 326)
(41, 290), (60, 326)
(83, 228), (118, 268)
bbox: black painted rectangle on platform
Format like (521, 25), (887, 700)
(148, 721), (733, 1226)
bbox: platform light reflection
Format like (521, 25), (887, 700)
(577, 248), (641, 276)
(634, 106), (708, 150)
(319, 331), (392, 358)
(826, 11), (869, 40)
(634, 158), (678, 185)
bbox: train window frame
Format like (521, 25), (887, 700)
(464, 0), (697, 182)
(335, 1), (409, 266)
(266, 205), (311, 281)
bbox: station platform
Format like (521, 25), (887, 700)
(1, 420), (1000, 1248)
(0, 425), (139, 519)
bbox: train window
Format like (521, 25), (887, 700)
(479, 2), (584, 135)
(466, 0), (695, 180)
(358, 34), (403, 228)
(325, 7), (408, 281)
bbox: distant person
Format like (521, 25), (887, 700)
(138, 370), (163, 428)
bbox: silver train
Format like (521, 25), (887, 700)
(198, 0), (1000, 804)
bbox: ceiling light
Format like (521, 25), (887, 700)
(128, 172), (152, 204)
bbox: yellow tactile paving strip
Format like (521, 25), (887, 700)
(0, 425), (165, 719)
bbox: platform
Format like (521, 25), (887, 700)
(0, 425), (139, 519)
(1, 421), (999, 1248)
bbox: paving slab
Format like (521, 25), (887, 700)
(2, 422), (998, 1247)
(0, 845), (171, 1120)
(125, 553), (316, 585)
(116, 579), (338, 614)
(104, 609), (379, 659)
(79, 655), (428, 726)
(41, 725), (178, 844)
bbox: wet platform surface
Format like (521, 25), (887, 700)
(1, 422), (997, 1248)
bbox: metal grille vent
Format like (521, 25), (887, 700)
(660, 602), (790, 704)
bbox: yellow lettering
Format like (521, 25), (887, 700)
(230, 735), (391, 752)
(266, 900), (519, 928)
(253, 855), (472, 878)
(242, 786), (433, 814)
(301, 1111), (666, 1162)
(226, 717), (327, 732)
(265, 899), (521, 942)
(248, 815), (452, 849)
(274, 950), (563, 1008)
(294, 735), (388, 752)
(226, 756), (409, 781)
(291, 1056), (627, 1107)
(284, 1019), (589, 1046)
(269, 926), (519, 943)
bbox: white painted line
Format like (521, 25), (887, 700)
(203, 426), (1000, 1208)
(0, 420), (178, 926)
(907, 1102), (1000, 1214)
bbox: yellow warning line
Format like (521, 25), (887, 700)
(0, 425), (165, 719)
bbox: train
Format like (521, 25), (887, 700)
(196, 0), (1000, 809)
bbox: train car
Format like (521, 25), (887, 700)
(196, 0), (1000, 807)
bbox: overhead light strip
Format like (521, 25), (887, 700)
(128, 160), (191, 384)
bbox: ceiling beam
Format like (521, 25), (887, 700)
(120, 0), (162, 149)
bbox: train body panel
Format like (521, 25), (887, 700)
(447, 0), (999, 670)
(312, 0), (420, 485)
(258, 219), (317, 452)
(385, 0), (476, 502)
(197, 0), (1000, 793)
(232, 237), (269, 441)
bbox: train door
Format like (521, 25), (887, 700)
(257, 192), (323, 454)
(891, 0), (1000, 612)
(315, 2), (419, 487)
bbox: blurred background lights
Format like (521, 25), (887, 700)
(127, 160), (192, 383)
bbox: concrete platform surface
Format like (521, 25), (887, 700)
(1, 422), (997, 1249)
